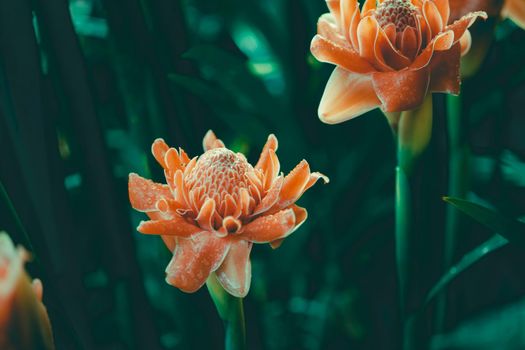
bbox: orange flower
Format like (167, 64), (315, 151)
(128, 131), (328, 297)
(449, 0), (525, 28)
(311, 0), (487, 124)
(0, 233), (54, 350)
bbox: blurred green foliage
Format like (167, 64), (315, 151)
(0, 0), (524, 349)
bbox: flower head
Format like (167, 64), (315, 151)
(311, 0), (487, 123)
(0, 233), (54, 350)
(128, 131), (328, 297)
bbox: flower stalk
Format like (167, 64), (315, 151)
(395, 96), (433, 350)
(207, 274), (246, 350)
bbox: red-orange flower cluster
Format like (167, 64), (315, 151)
(311, 0), (487, 123)
(128, 131), (328, 297)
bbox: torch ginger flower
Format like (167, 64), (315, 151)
(128, 131), (328, 297)
(311, 0), (487, 123)
(0, 233), (54, 350)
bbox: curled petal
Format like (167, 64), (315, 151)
(129, 173), (172, 212)
(252, 176), (284, 216)
(429, 43), (461, 94)
(165, 234), (230, 293)
(445, 11), (487, 43)
(137, 217), (201, 237)
(503, 0), (525, 29)
(310, 35), (375, 74)
(459, 30), (471, 56)
(221, 216), (242, 234)
(215, 240), (252, 298)
(375, 26), (411, 70)
(372, 68), (431, 112)
(423, 0), (444, 38)
(319, 68), (381, 124)
(196, 199), (216, 231)
(203, 130), (225, 151)
(165, 148), (184, 173)
(241, 209), (296, 243)
(303, 172), (330, 193)
(152, 138), (169, 169)
(411, 30), (454, 70)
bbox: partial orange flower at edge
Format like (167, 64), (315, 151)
(0, 233), (54, 350)
(449, 0), (525, 28)
(310, 0), (487, 124)
(128, 131), (329, 298)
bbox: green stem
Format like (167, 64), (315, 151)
(206, 274), (246, 350)
(395, 96), (433, 350)
(436, 94), (469, 333)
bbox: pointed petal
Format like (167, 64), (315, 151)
(215, 240), (252, 298)
(165, 234), (231, 293)
(203, 130), (225, 151)
(129, 173), (172, 212)
(504, 0), (525, 29)
(241, 209), (296, 243)
(371, 68), (431, 112)
(303, 172), (330, 193)
(429, 42), (461, 94)
(152, 138), (169, 169)
(445, 11), (487, 43)
(255, 134), (278, 170)
(362, 0), (377, 14)
(137, 217), (201, 237)
(318, 68), (381, 124)
(423, 0), (444, 38)
(276, 160), (311, 209)
(310, 35), (375, 74)
(196, 198), (216, 231)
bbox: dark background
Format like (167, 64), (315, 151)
(0, 0), (525, 349)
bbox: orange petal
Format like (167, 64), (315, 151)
(503, 0), (525, 29)
(310, 35), (375, 74)
(400, 27), (419, 59)
(202, 130), (225, 152)
(165, 234), (230, 293)
(215, 240), (252, 297)
(318, 67), (381, 124)
(152, 138), (169, 169)
(137, 217), (201, 237)
(326, 0), (342, 27)
(241, 209), (296, 243)
(445, 11), (487, 43)
(357, 16), (380, 66)
(375, 26), (411, 70)
(221, 216), (242, 234)
(255, 134), (278, 170)
(129, 173), (172, 212)
(433, 0), (450, 25)
(147, 212), (177, 251)
(272, 160), (312, 211)
(303, 172), (330, 193)
(318, 14), (349, 48)
(269, 205), (308, 249)
(349, 6), (362, 50)
(341, 0), (360, 42)
(429, 42), (461, 94)
(459, 29), (471, 56)
(423, 0), (444, 38)
(252, 176), (284, 216)
(196, 198), (216, 231)
(410, 30), (454, 69)
(371, 68), (431, 112)
(362, 0), (377, 14)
